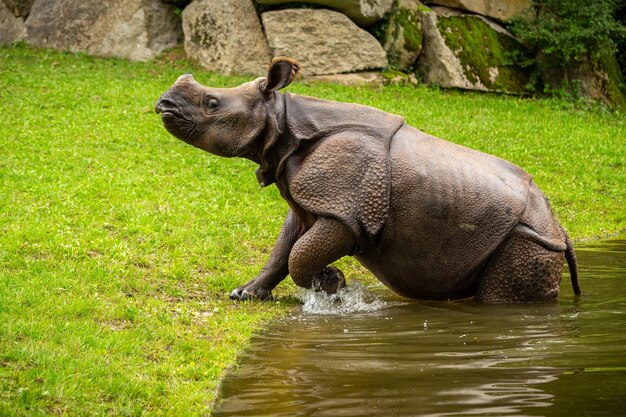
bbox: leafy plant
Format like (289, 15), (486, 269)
(510, 0), (625, 66)
(616, 1), (626, 77)
(510, 0), (626, 106)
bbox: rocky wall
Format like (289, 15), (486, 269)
(1, 0), (623, 104)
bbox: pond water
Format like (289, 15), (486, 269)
(212, 239), (626, 417)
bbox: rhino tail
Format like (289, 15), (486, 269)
(562, 228), (581, 296)
(517, 221), (581, 295)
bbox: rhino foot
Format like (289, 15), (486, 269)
(229, 285), (273, 301)
(312, 266), (346, 295)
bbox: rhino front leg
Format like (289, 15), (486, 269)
(230, 210), (303, 301)
(289, 217), (355, 294)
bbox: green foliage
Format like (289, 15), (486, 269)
(510, 0), (626, 65)
(1, 44), (625, 416)
(616, 2), (626, 78)
(509, 0), (626, 106)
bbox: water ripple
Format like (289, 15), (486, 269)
(213, 239), (626, 417)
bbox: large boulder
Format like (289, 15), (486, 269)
(541, 55), (626, 109)
(254, 0), (393, 26)
(25, 0), (182, 61)
(376, 0), (426, 70)
(424, 0), (531, 22)
(262, 8), (388, 76)
(183, 0), (271, 75)
(2, 0), (35, 17)
(304, 72), (386, 87)
(417, 7), (534, 93)
(0, 1), (25, 44)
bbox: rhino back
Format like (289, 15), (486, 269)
(360, 124), (531, 299)
(282, 92), (404, 144)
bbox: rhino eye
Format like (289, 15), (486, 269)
(203, 97), (219, 112)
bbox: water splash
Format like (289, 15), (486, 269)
(299, 281), (389, 315)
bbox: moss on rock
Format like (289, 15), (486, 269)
(540, 53), (625, 109)
(377, 0), (428, 70)
(395, 6), (423, 55)
(436, 14), (535, 93)
(597, 54), (626, 109)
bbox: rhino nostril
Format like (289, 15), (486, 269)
(155, 97), (177, 114)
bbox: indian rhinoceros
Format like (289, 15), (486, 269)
(155, 57), (580, 304)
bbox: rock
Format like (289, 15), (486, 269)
(254, 0), (393, 26)
(2, 0), (35, 17)
(586, 55), (626, 108)
(24, 0), (182, 61)
(376, 0), (426, 70)
(542, 55), (626, 109)
(304, 72), (385, 86)
(417, 8), (534, 93)
(183, 0), (271, 75)
(423, 0), (531, 22)
(0, 1), (25, 44)
(262, 8), (388, 76)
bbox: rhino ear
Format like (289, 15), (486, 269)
(263, 57), (301, 93)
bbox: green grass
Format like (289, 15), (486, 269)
(0, 44), (624, 416)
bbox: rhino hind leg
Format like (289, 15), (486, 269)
(475, 235), (564, 303)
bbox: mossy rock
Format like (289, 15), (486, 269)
(600, 54), (626, 109)
(541, 54), (626, 109)
(418, 9), (536, 94)
(375, 0), (428, 70)
(381, 68), (419, 85)
(437, 14), (535, 92)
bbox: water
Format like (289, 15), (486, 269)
(299, 281), (391, 315)
(212, 239), (626, 417)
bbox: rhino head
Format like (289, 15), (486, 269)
(155, 57), (301, 158)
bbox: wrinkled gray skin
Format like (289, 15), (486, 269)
(155, 58), (581, 303)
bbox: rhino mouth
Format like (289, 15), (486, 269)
(155, 97), (197, 143)
(155, 97), (183, 118)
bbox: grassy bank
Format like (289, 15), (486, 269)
(1, 44), (624, 416)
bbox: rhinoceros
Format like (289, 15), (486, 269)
(155, 57), (580, 304)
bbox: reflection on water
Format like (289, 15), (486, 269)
(212, 239), (626, 417)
